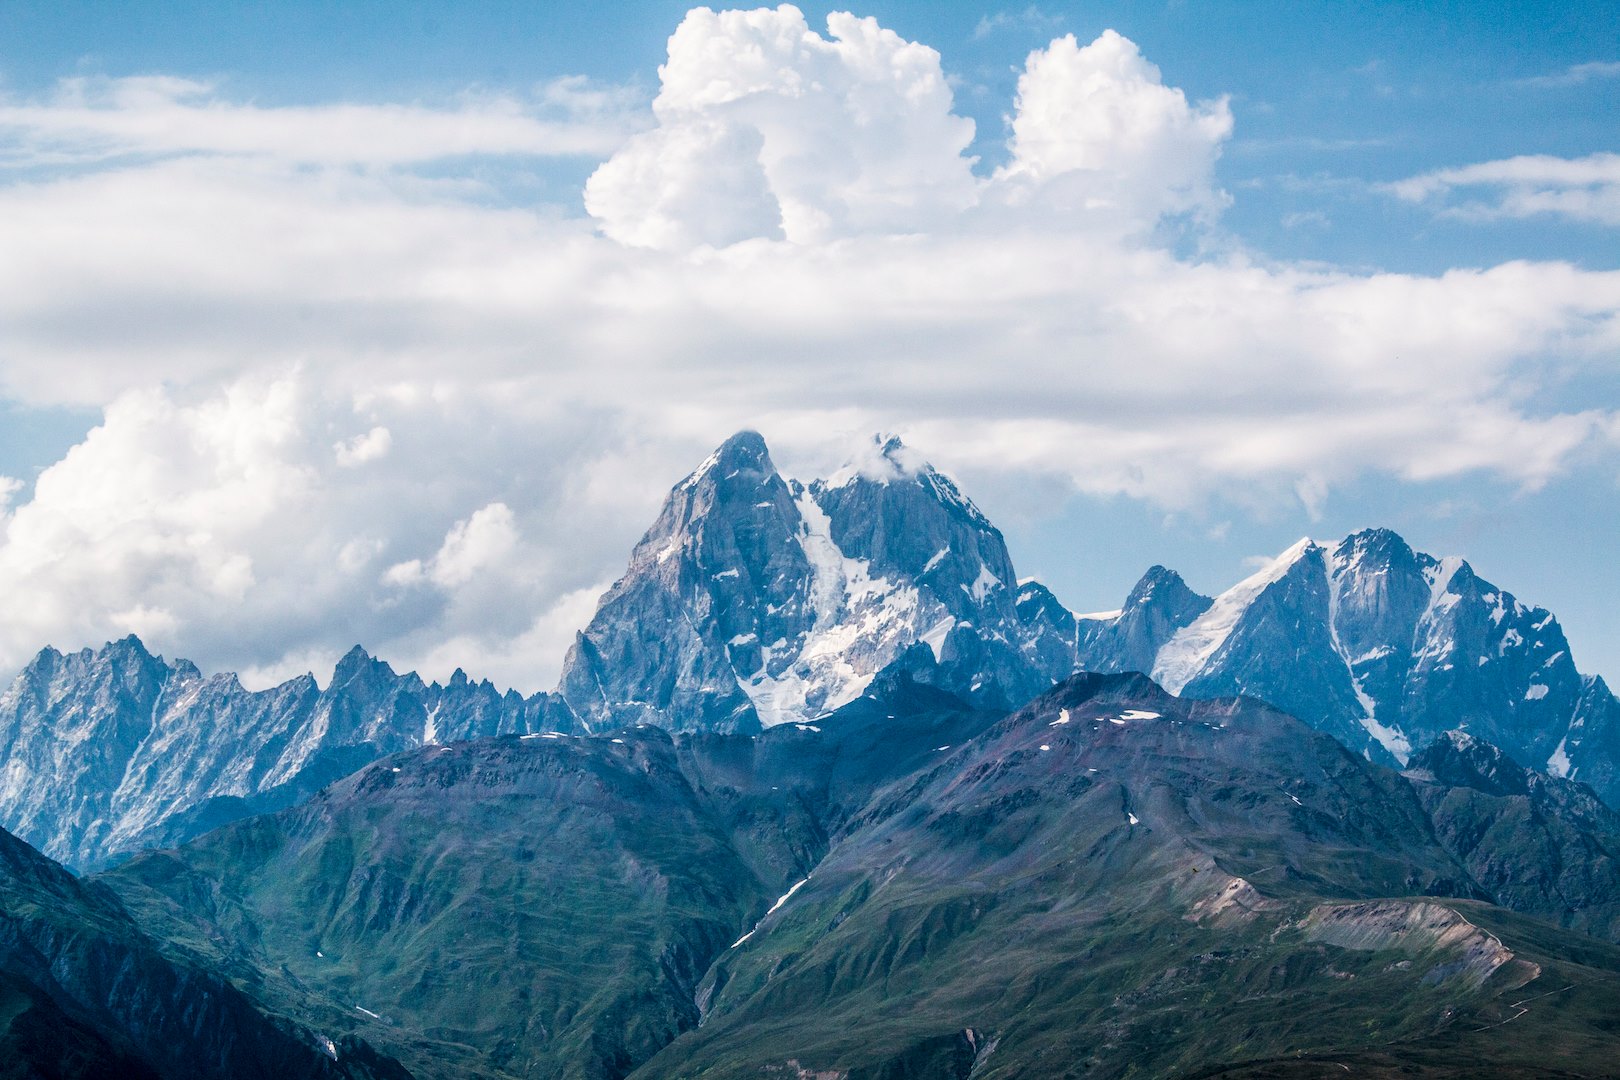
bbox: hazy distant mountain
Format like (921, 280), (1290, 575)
(1067, 529), (1620, 806)
(5, 431), (1620, 877)
(0, 636), (574, 869)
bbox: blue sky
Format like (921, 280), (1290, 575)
(0, 1), (1617, 688)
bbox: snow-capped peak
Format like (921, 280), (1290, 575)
(1150, 538), (1318, 695)
(824, 432), (930, 489)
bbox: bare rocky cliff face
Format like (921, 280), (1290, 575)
(557, 431), (1065, 734)
(0, 636), (574, 870)
(1066, 528), (1620, 805)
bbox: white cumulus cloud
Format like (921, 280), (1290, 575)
(386, 502), (520, 589)
(994, 30), (1233, 226)
(0, 7), (1615, 690)
(335, 426), (393, 467)
(585, 5), (978, 247)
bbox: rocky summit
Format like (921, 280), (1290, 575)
(558, 431), (1063, 734)
(557, 431), (1620, 806)
(1065, 529), (1620, 804)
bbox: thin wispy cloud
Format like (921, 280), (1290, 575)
(1514, 60), (1620, 89)
(1231, 135), (1391, 156)
(0, 74), (644, 170)
(972, 5), (1064, 40)
(1389, 152), (1620, 226)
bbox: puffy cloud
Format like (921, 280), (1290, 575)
(0, 7), (1615, 688)
(585, 5), (978, 247)
(584, 119), (783, 249)
(0, 375), (637, 691)
(1388, 153), (1620, 226)
(585, 13), (1233, 249)
(994, 30), (1233, 226)
(334, 426), (392, 467)
(384, 502), (519, 589)
(0, 378), (304, 665)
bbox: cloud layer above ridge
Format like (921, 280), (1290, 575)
(0, 5), (1617, 691)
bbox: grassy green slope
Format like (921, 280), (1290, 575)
(103, 678), (999, 1080)
(635, 678), (1620, 1079)
(100, 672), (1620, 1080)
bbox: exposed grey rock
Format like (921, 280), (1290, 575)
(0, 636), (574, 870)
(559, 432), (1066, 733)
(1407, 730), (1620, 941)
(1063, 527), (1620, 804)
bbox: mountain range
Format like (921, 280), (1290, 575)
(2, 430), (1619, 1077)
(4, 430), (1613, 874)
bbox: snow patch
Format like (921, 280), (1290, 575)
(730, 875), (812, 949)
(1119, 709), (1161, 721)
(681, 448), (722, 489)
(919, 615), (956, 660)
(963, 562), (1003, 603)
(740, 488), (941, 726)
(1152, 538), (1315, 695)
(1329, 543), (1411, 764)
(1524, 684), (1549, 701)
(1050, 709), (1071, 726)
(923, 546), (950, 573)
(1547, 738), (1573, 779)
